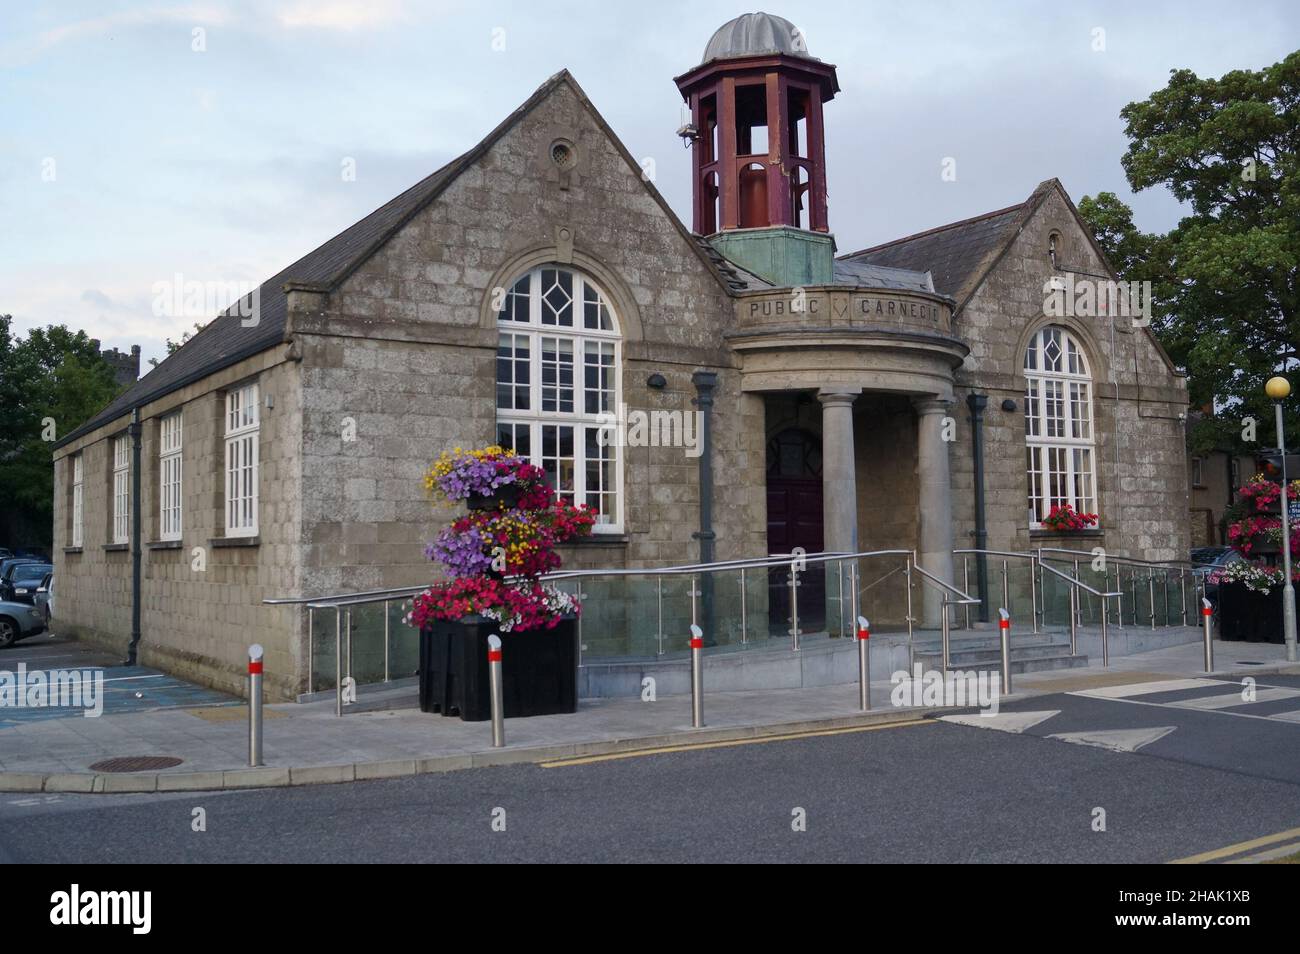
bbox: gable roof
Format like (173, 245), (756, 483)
(59, 70), (733, 449)
(840, 194), (1042, 309)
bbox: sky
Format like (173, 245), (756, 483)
(2, 0), (1297, 367)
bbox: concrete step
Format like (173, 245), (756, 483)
(915, 642), (1074, 665)
(914, 646), (1089, 675)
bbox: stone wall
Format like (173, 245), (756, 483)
(51, 348), (304, 699)
(951, 186), (1190, 567)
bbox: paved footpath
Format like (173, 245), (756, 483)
(1, 632), (1295, 794)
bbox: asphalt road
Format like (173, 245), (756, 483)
(4, 674), (1300, 863)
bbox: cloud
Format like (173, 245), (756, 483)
(1, 4), (230, 67)
(276, 0), (408, 30)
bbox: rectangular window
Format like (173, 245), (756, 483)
(225, 383), (259, 537)
(1191, 456), (1205, 487)
(160, 413), (183, 540)
(496, 334), (530, 411)
(112, 435), (130, 544)
(71, 455), (83, 548)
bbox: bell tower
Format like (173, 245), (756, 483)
(674, 12), (839, 285)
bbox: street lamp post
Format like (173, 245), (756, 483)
(1266, 376), (1297, 662)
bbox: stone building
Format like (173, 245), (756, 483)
(51, 13), (1189, 699)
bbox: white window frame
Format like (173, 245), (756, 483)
(495, 266), (623, 531)
(71, 454), (83, 548)
(1024, 325), (1098, 528)
(224, 383), (260, 537)
(112, 435), (130, 544)
(160, 413), (183, 541)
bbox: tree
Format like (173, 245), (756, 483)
(149, 321), (207, 368)
(1079, 50), (1300, 455)
(0, 315), (124, 549)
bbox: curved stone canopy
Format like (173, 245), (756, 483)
(700, 12), (815, 65)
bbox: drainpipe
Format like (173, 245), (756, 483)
(966, 393), (990, 623)
(125, 408), (143, 665)
(692, 371), (717, 644)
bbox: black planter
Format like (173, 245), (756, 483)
(466, 483), (522, 511)
(1218, 582), (1297, 643)
(419, 615), (577, 720)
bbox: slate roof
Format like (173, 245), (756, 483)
(831, 259), (935, 294)
(58, 70), (739, 449)
(840, 204), (1026, 305)
(693, 237), (774, 292)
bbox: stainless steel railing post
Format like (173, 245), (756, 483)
(335, 606), (343, 718)
(1180, 570), (1189, 627)
(963, 558), (971, 630)
(383, 599), (390, 683)
(788, 560), (801, 652)
(1069, 584), (1078, 656)
(1029, 552), (1039, 634)
(941, 599), (951, 670)
(1101, 598), (1110, 667)
(655, 577), (665, 656)
(905, 558), (915, 670)
(1001, 560), (1010, 615)
(739, 567), (748, 645)
(1148, 572), (1156, 630)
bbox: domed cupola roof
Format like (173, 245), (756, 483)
(700, 12), (816, 65)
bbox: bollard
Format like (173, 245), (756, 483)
(248, 644), (264, 767)
(690, 623), (704, 728)
(998, 608), (1012, 696)
(856, 616), (871, 711)
(487, 634), (505, 748)
(1202, 598), (1214, 673)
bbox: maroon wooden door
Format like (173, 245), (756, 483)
(766, 425), (826, 634)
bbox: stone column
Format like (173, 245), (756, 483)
(915, 398), (956, 628)
(818, 389), (861, 553)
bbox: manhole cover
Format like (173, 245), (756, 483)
(88, 756), (184, 773)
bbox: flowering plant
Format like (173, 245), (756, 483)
(1040, 503), (1099, 532)
(409, 445), (595, 631)
(1207, 560), (1285, 594)
(407, 577), (581, 632)
(423, 446), (541, 505)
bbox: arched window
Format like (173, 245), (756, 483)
(1024, 325), (1097, 527)
(496, 266), (621, 530)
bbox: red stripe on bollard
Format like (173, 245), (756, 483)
(999, 619), (1010, 629)
(248, 660), (263, 674)
(1202, 606), (1213, 616)
(857, 626), (869, 641)
(488, 650), (502, 662)
(689, 638), (703, 649)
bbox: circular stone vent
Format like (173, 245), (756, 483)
(89, 756), (184, 773)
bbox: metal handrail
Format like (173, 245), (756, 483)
(1038, 560), (1120, 599)
(1037, 546), (1193, 569)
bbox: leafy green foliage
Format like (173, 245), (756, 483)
(0, 315), (124, 547)
(1079, 50), (1300, 456)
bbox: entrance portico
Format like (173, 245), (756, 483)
(731, 284), (968, 628)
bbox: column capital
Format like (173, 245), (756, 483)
(913, 396), (951, 416)
(817, 387), (861, 408)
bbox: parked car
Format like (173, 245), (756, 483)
(7, 564), (52, 605)
(1, 562), (51, 603)
(33, 572), (53, 623)
(0, 558), (44, 595)
(0, 548), (12, 560)
(1191, 546), (1244, 610)
(0, 597), (47, 648)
